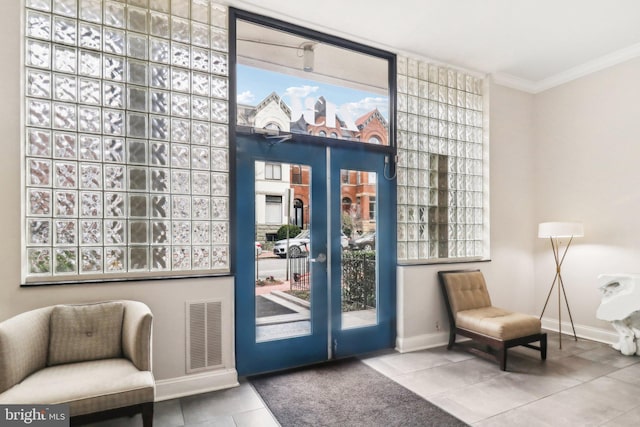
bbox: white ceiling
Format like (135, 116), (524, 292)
(227, 0), (640, 93)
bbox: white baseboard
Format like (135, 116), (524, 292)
(396, 331), (450, 353)
(540, 317), (617, 345)
(155, 368), (239, 402)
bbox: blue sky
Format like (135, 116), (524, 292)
(237, 65), (389, 121)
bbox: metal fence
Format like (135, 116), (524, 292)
(289, 255), (310, 291)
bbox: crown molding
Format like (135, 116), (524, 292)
(494, 42), (640, 94)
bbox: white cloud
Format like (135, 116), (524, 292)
(237, 90), (255, 104)
(284, 85), (319, 99)
(340, 97), (389, 120)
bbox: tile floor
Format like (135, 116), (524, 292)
(88, 332), (640, 426)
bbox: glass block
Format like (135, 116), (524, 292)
(172, 17), (190, 43)
(29, 159), (51, 186)
(29, 189), (51, 215)
(127, 86), (147, 111)
(172, 221), (191, 244)
(151, 195), (169, 217)
(397, 242), (406, 261)
(128, 167), (147, 190)
(103, 82), (124, 107)
(53, 0), (77, 17)
(28, 128), (52, 157)
(172, 0), (190, 18)
(105, 247), (125, 272)
(53, 46), (77, 74)
(151, 116), (169, 140)
(190, 146), (208, 170)
(53, 74), (77, 101)
(152, 221), (169, 243)
(211, 221), (227, 243)
(54, 161), (77, 188)
(150, 12), (169, 38)
(171, 93), (190, 117)
(172, 246), (191, 270)
(27, 69), (51, 98)
(53, 16), (77, 45)
(210, 76), (227, 99)
(127, 112), (148, 138)
(80, 247), (102, 273)
(26, 0), (52, 12)
(55, 219), (76, 244)
(190, 72), (208, 96)
(150, 65), (169, 88)
(29, 219), (51, 245)
(191, 121), (209, 145)
(129, 194), (148, 217)
(128, 33), (148, 60)
(397, 223), (406, 241)
(397, 93), (407, 113)
(28, 248), (51, 274)
(193, 197), (210, 219)
(78, 106), (101, 133)
(171, 169), (190, 193)
(127, 6), (147, 33)
(191, 22), (209, 47)
(54, 248), (77, 274)
(103, 110), (124, 136)
(27, 10), (51, 40)
(150, 0), (169, 12)
(192, 171), (210, 194)
(211, 148), (227, 172)
(53, 103), (77, 130)
(80, 0), (102, 24)
(211, 123), (227, 146)
(210, 27), (227, 52)
(150, 38), (170, 63)
(80, 191), (102, 216)
(151, 246), (169, 270)
(80, 164), (101, 189)
(191, 97), (209, 120)
(150, 142), (168, 166)
(104, 1), (125, 28)
(211, 245), (228, 269)
(210, 99), (227, 123)
(105, 220), (125, 244)
(129, 0), (149, 7)
(171, 43), (190, 67)
(192, 246), (210, 269)
(210, 3), (227, 28)
(128, 59), (148, 85)
(150, 90), (169, 113)
(210, 51), (227, 75)
(211, 172), (227, 196)
(172, 195), (190, 218)
(54, 190), (77, 216)
(43, 130), (68, 154)
(104, 28), (125, 55)
(171, 67), (190, 92)
(79, 78), (100, 104)
(191, 47), (209, 72)
(407, 58), (418, 78)
(104, 165), (124, 189)
(192, 0), (209, 24)
(150, 169), (168, 192)
(26, 40), (51, 69)
(104, 192), (126, 217)
(104, 55), (124, 81)
(171, 144), (190, 168)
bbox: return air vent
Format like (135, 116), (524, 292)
(186, 300), (223, 373)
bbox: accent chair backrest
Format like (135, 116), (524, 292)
(439, 270), (492, 317)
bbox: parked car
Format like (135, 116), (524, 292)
(255, 241), (262, 255)
(273, 230), (310, 258)
(350, 232), (376, 250)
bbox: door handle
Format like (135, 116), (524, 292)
(309, 253), (327, 263)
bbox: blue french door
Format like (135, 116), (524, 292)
(235, 134), (396, 375)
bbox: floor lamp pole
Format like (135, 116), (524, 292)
(539, 235), (578, 349)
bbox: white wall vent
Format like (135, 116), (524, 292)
(186, 300), (223, 373)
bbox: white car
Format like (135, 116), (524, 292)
(273, 230), (349, 258)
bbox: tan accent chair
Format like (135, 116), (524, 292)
(438, 270), (547, 370)
(0, 301), (154, 426)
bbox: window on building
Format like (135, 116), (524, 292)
(265, 195), (283, 224)
(265, 163), (282, 180)
(368, 196), (376, 220)
(23, 1), (231, 283)
(341, 170), (349, 184)
(341, 197), (352, 213)
(396, 56), (487, 262)
(291, 165), (302, 184)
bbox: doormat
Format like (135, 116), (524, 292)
(249, 358), (468, 427)
(256, 295), (296, 317)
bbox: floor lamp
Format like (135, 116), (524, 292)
(538, 222), (584, 349)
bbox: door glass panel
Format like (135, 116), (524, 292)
(341, 169), (377, 329)
(255, 161), (313, 342)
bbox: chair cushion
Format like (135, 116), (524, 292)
(48, 302), (124, 366)
(456, 306), (542, 340)
(0, 359), (154, 416)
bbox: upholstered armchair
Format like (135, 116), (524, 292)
(0, 300), (155, 426)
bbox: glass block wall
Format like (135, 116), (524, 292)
(396, 56), (485, 262)
(24, 0), (230, 280)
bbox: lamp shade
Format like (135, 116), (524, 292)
(538, 222), (584, 238)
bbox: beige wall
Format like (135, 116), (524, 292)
(533, 57), (640, 336)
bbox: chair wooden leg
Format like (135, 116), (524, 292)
(142, 403), (154, 427)
(447, 330), (456, 350)
(499, 346), (507, 371)
(541, 333), (547, 360)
